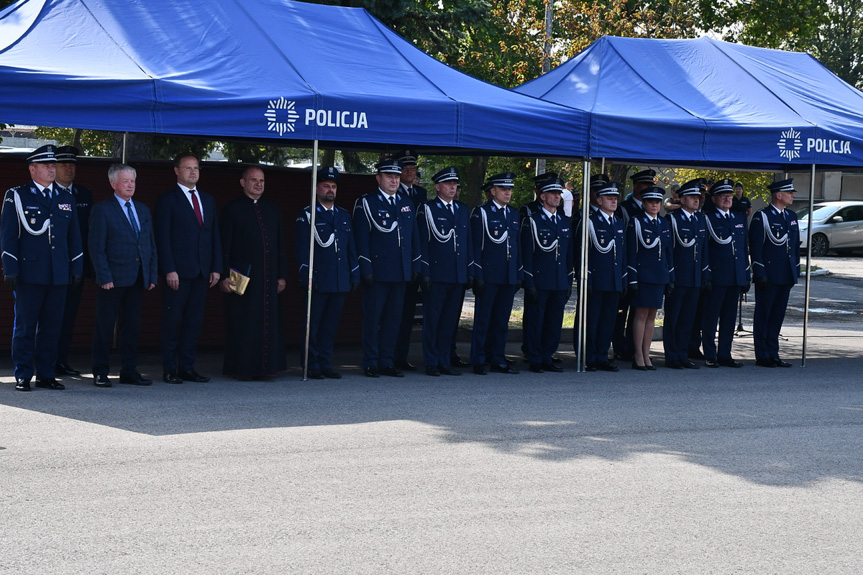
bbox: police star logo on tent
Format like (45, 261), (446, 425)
(777, 128), (803, 160)
(265, 97), (300, 136)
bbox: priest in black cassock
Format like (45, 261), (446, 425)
(219, 166), (288, 379)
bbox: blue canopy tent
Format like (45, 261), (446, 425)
(0, 0), (588, 157)
(0, 0), (590, 377)
(516, 36), (863, 367)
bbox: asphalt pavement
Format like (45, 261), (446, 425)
(1, 260), (862, 574)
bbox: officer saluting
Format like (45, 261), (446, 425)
(576, 180), (626, 372)
(417, 167), (471, 376)
(750, 179), (800, 368)
(1, 145), (83, 391)
(469, 173), (521, 375)
(296, 167), (359, 380)
(353, 158), (421, 378)
(663, 179), (709, 369)
(702, 178), (750, 368)
(521, 177), (574, 373)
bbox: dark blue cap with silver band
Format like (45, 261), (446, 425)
(432, 166), (459, 183)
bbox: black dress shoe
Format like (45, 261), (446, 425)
(322, 369), (342, 379)
(585, 363), (597, 372)
(15, 378), (31, 391)
(379, 366), (405, 378)
(55, 363), (81, 376)
(704, 359), (719, 368)
(718, 358), (743, 368)
(119, 372), (153, 385)
(163, 372), (183, 384)
(450, 356), (470, 368)
(665, 361), (683, 370)
(773, 359), (792, 368)
(631, 361), (648, 371)
(178, 369), (210, 382)
(551, 356), (563, 364)
(597, 362), (619, 372)
(529, 363), (544, 373)
(307, 371), (325, 380)
(93, 374), (112, 387)
(681, 360), (700, 370)
(35, 378), (65, 390)
(542, 363), (563, 373)
(646, 365), (657, 371)
(439, 365), (462, 376)
(503, 357), (515, 366)
(490, 364), (519, 375)
(394, 360), (416, 371)
(364, 366), (379, 378)
(426, 366), (441, 377)
(472, 364), (487, 375)
(756, 359), (776, 368)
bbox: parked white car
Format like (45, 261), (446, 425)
(798, 201), (863, 256)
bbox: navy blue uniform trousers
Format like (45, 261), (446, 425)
(471, 284), (516, 367)
(12, 284), (67, 381)
(663, 285), (701, 363)
(362, 281), (405, 369)
(302, 291), (347, 372)
(753, 282), (792, 362)
(586, 290), (619, 366)
(701, 285), (739, 361)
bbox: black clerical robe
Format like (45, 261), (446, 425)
(220, 195), (288, 377)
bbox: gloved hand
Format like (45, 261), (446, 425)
(754, 275), (767, 285)
(665, 282), (674, 296)
(361, 274), (374, 288)
(465, 276), (474, 290)
(472, 277), (485, 297)
(525, 286), (538, 303)
(4, 274), (18, 291)
(421, 275), (432, 292)
(70, 274), (82, 288)
(741, 282), (751, 294)
(411, 271), (421, 285)
(702, 279), (712, 295)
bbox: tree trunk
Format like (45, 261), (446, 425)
(342, 150), (365, 173)
(463, 156), (489, 207)
(112, 132), (154, 161)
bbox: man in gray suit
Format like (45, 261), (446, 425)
(88, 164), (158, 387)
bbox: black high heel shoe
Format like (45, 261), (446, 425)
(631, 361), (648, 371)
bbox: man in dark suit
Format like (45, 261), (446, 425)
(154, 153), (222, 384)
(417, 166), (471, 376)
(1, 145), (83, 392)
(53, 146), (94, 377)
(750, 179), (800, 368)
(89, 164), (158, 387)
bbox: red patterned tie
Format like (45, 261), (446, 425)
(190, 189), (203, 227)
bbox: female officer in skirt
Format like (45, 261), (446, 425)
(625, 186), (674, 370)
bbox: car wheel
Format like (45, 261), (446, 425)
(811, 233), (829, 257)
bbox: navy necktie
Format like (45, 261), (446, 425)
(125, 201), (140, 238)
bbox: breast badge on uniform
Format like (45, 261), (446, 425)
(59, 203), (72, 211)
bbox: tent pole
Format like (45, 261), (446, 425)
(303, 140), (320, 381)
(801, 163), (815, 367)
(575, 159), (591, 372)
(122, 132), (128, 163)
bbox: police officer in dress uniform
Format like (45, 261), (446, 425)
(393, 150), (427, 371)
(417, 167), (471, 376)
(469, 173), (521, 375)
(663, 180), (709, 369)
(353, 158), (421, 378)
(686, 177), (710, 360)
(53, 146), (93, 377)
(521, 177), (574, 373)
(296, 167), (359, 379)
(1, 145), (83, 391)
(731, 182), (752, 219)
(612, 168), (655, 361)
(576, 180), (626, 372)
(701, 179), (750, 368)
(750, 179), (800, 368)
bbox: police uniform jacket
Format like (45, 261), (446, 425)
(353, 190), (420, 282)
(749, 206), (800, 285)
(295, 204), (359, 293)
(703, 208), (750, 286)
(576, 210), (626, 292)
(418, 198), (471, 284)
(470, 201), (520, 285)
(626, 214), (674, 286)
(398, 183), (428, 209)
(64, 182), (94, 277)
(521, 208), (574, 291)
(667, 210), (709, 288)
(1, 182), (83, 285)
(620, 196), (645, 226)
